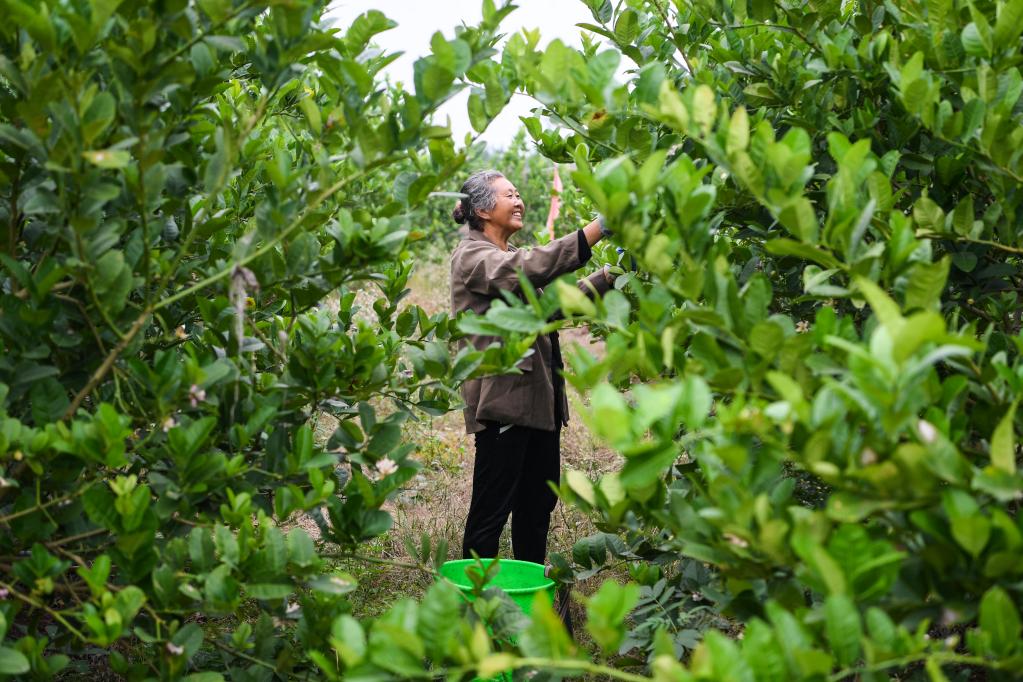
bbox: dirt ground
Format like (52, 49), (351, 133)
(337, 259), (624, 628)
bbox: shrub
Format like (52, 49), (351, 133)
(468, 0), (1023, 678)
(0, 0), (533, 677)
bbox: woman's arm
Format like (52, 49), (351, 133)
(457, 230), (592, 296)
(581, 217), (606, 247)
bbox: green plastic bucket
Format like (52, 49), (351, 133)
(439, 559), (555, 614)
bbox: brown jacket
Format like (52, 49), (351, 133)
(450, 227), (611, 433)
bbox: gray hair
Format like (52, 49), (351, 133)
(452, 169), (504, 230)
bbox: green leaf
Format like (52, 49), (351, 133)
(245, 583), (294, 600)
(189, 527), (216, 570)
(979, 586), (1021, 656)
(477, 654), (516, 679)
(330, 615), (367, 667)
(926, 658), (951, 682)
(588, 383), (630, 446)
(298, 97), (322, 134)
(585, 581), (641, 655)
(764, 239), (841, 268)
(346, 9), (396, 53)
(991, 401), (1018, 474)
(556, 280), (596, 317)
(30, 377), (69, 425)
(113, 586), (146, 622)
(726, 106), (749, 155)
(287, 528), (316, 568)
(204, 35), (245, 52)
(681, 375), (712, 428)
(77, 554), (111, 597)
(308, 573), (358, 595)
(0, 648), (30, 675)
(83, 485), (119, 530)
(83, 149), (130, 169)
(994, 0), (1023, 50)
(93, 250), (132, 315)
(197, 0), (230, 21)
(749, 321), (784, 358)
(603, 289), (631, 329)
(417, 579), (462, 659)
(467, 92), (489, 133)
(82, 92), (116, 144)
(486, 306), (546, 333)
(172, 623), (204, 659)
(824, 594), (862, 667)
(951, 515), (991, 557)
(855, 277), (903, 330)
(952, 195), (975, 236)
(778, 198), (819, 243)
(691, 84), (716, 136)
(892, 311), (945, 363)
(518, 593), (575, 659)
(913, 196), (945, 233)
(702, 630), (756, 680)
(415, 58), (455, 101)
(614, 9), (640, 43)
(565, 469), (596, 506)
(962, 22), (990, 56)
(182, 674), (225, 682)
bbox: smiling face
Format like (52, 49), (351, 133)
(477, 176), (525, 235)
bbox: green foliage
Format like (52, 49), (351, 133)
(6, 0), (1023, 679)
(464, 0), (1023, 678)
(0, 0), (553, 678)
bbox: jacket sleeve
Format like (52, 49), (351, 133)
(457, 230), (589, 296)
(578, 268), (613, 298)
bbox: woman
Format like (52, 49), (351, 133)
(450, 169), (613, 564)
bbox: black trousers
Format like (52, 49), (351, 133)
(462, 424), (561, 564)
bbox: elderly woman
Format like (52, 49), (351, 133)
(450, 169), (613, 564)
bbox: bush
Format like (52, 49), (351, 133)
(5, 0), (1023, 679)
(0, 0), (535, 677)
(468, 0), (1023, 678)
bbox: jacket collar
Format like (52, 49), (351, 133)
(459, 225), (517, 251)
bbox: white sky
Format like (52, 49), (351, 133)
(324, 0), (598, 150)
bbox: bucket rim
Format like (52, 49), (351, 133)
(439, 558), (555, 595)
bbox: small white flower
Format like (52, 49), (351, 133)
(724, 533), (748, 548)
(189, 384), (206, 408)
(917, 420), (938, 444)
(166, 642), (184, 656)
(860, 448), (878, 466)
(795, 320), (810, 334)
(375, 457), (398, 477)
(162, 416), (177, 432)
